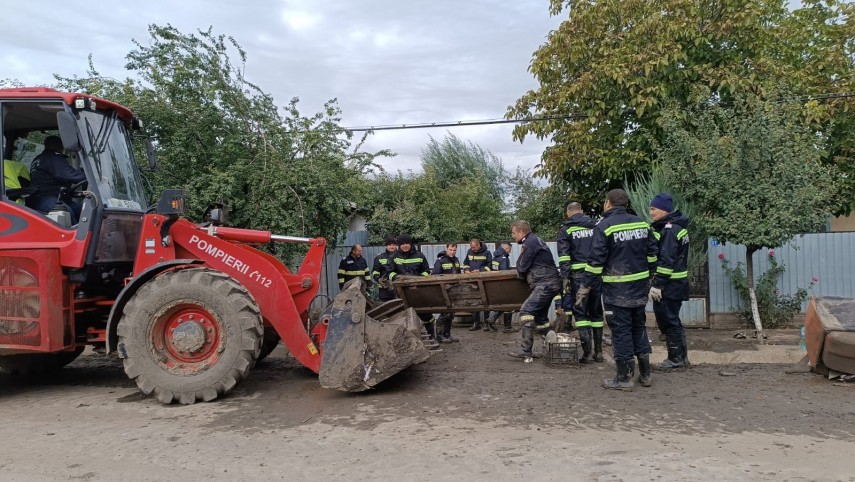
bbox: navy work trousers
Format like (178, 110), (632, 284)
(604, 303), (651, 362)
(653, 298), (684, 342)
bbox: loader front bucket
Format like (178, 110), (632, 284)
(319, 281), (432, 392)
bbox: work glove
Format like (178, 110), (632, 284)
(562, 277), (570, 294)
(380, 277), (393, 290)
(575, 286), (591, 307)
(648, 287), (663, 302)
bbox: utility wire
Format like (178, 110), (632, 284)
(345, 114), (587, 132)
(341, 92), (855, 133)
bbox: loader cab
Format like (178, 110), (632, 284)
(0, 88), (149, 285)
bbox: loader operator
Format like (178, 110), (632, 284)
(431, 242), (462, 343)
(463, 237), (493, 331)
(507, 220), (562, 360)
(649, 193), (691, 370)
(337, 244), (371, 290)
(372, 236), (398, 302)
(576, 189), (658, 389)
(557, 202), (604, 364)
(386, 233), (438, 341)
(27, 136), (86, 223)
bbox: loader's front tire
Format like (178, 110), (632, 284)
(117, 268), (263, 404)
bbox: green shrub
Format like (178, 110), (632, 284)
(719, 251), (814, 328)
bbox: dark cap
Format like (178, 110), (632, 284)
(650, 193), (674, 213)
(397, 233), (413, 245)
(384, 235), (397, 246)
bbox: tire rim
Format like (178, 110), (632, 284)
(150, 303), (223, 375)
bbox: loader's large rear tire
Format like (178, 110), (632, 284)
(256, 327), (281, 362)
(0, 348), (84, 376)
(117, 268), (263, 404)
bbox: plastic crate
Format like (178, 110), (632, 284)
(544, 336), (579, 367)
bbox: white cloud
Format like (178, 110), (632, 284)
(5, 0), (563, 175)
(281, 9), (322, 32)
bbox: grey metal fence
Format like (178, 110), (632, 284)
(707, 232), (855, 314)
(318, 232), (855, 317)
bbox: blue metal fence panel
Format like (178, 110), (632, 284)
(707, 232), (855, 314)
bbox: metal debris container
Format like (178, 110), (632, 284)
(544, 332), (579, 368)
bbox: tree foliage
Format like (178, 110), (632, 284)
(658, 96), (837, 252)
(510, 0), (854, 209)
(505, 167), (568, 236)
(54, 25), (388, 256)
(421, 132), (506, 200)
(656, 93), (838, 334)
(357, 133), (511, 244)
(625, 168), (707, 278)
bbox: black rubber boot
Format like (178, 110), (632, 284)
(578, 327), (594, 364)
(637, 353), (652, 387)
(508, 324), (534, 359)
(592, 327), (605, 362)
(503, 314), (514, 333)
(681, 333), (690, 367)
(485, 313), (498, 332)
(603, 359), (635, 389)
(427, 320), (444, 343)
(658, 342), (685, 370)
(469, 313), (482, 331)
(443, 318), (459, 343)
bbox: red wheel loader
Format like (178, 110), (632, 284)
(0, 88), (431, 403)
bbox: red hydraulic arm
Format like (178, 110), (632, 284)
(134, 216), (328, 372)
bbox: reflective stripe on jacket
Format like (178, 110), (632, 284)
(652, 211), (690, 301)
(557, 213), (596, 278)
(584, 206), (658, 308)
(338, 254), (370, 287)
(463, 244), (492, 272)
(387, 248), (430, 280)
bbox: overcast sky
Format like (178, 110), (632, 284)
(4, 1), (564, 174)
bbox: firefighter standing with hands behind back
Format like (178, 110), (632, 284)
(577, 189), (658, 389)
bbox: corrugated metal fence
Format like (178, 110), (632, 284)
(707, 232), (855, 313)
(319, 232), (855, 316)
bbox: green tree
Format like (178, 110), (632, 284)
(656, 94), (838, 339)
(506, 167), (568, 237)
(54, 25), (388, 258)
(421, 132), (506, 200)
(358, 134), (511, 244)
(509, 0), (854, 209)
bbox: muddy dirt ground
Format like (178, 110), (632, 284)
(1, 326), (854, 481)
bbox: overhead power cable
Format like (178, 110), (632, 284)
(341, 92), (855, 133)
(344, 114), (587, 132)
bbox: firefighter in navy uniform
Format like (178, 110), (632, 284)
(431, 242), (462, 343)
(337, 244), (371, 290)
(648, 193), (691, 369)
(487, 241), (514, 332)
(557, 202), (604, 363)
(463, 237), (493, 331)
(507, 221), (562, 359)
(577, 189), (658, 389)
(372, 236), (398, 302)
(385, 233), (437, 341)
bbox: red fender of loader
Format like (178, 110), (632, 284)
(133, 215), (327, 373)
